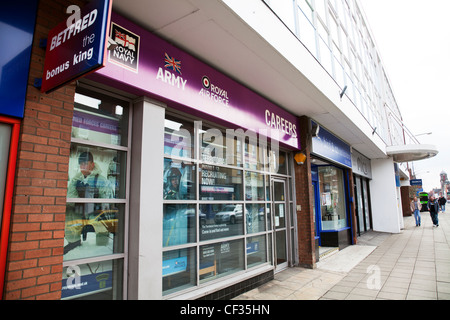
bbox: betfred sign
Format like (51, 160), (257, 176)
(41, 0), (112, 93)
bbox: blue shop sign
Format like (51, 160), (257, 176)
(311, 121), (352, 168)
(0, 0), (38, 118)
(410, 179), (423, 186)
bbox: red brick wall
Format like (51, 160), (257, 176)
(294, 116), (316, 268)
(3, 0), (82, 300)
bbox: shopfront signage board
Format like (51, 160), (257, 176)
(311, 120), (352, 168)
(41, 0), (112, 93)
(90, 12), (300, 150)
(410, 179), (423, 186)
(0, 0), (38, 118)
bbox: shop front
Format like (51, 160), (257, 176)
(60, 11), (301, 299)
(310, 121), (354, 253)
(0, 0), (37, 298)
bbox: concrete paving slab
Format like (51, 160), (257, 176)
(233, 212), (450, 300)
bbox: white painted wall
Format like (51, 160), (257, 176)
(369, 158), (402, 233)
(128, 97), (166, 299)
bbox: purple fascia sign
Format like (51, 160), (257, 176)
(90, 12), (300, 150)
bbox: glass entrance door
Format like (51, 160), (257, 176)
(272, 179), (288, 270)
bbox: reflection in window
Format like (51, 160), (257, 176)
(163, 248), (196, 295)
(163, 159), (196, 200)
(199, 204), (244, 241)
(268, 149), (287, 174)
(245, 171), (265, 201)
(201, 126), (242, 167)
(244, 134), (264, 171)
(67, 87), (129, 301)
(163, 204), (196, 247)
(162, 114), (292, 296)
(64, 204), (125, 261)
(200, 165), (242, 201)
(319, 166), (348, 230)
(247, 235), (267, 268)
(246, 204), (266, 234)
(199, 239), (244, 283)
(73, 89), (129, 147)
(164, 117), (194, 159)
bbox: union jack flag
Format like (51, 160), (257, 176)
(164, 53), (182, 75)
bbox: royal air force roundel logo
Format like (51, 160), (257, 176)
(202, 76), (210, 89)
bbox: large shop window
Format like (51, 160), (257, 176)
(318, 166), (348, 230)
(62, 87), (130, 300)
(162, 115), (291, 296)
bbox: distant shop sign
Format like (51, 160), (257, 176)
(410, 179), (423, 186)
(311, 121), (352, 168)
(41, 0), (112, 93)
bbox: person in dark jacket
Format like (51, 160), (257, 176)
(428, 195), (440, 227)
(438, 193), (447, 212)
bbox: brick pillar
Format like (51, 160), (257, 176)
(294, 116), (316, 268)
(3, 0), (82, 300)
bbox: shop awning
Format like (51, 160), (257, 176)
(386, 144), (438, 163)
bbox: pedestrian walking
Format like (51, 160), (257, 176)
(410, 196), (422, 226)
(438, 193), (447, 212)
(428, 194), (440, 227)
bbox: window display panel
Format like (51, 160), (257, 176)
(201, 126), (242, 167)
(265, 175), (270, 201)
(268, 149), (287, 174)
(64, 204), (125, 261)
(61, 259), (124, 300)
(319, 166), (348, 230)
(163, 204), (196, 247)
(273, 181), (285, 201)
(163, 247), (196, 295)
(164, 116), (194, 159)
(246, 204), (266, 234)
(266, 203), (272, 231)
(245, 171), (265, 201)
(163, 159), (196, 200)
(199, 239), (244, 283)
(67, 144), (127, 199)
(199, 204), (244, 241)
(244, 135), (264, 171)
(200, 164), (242, 201)
(247, 235), (267, 268)
(73, 89), (129, 147)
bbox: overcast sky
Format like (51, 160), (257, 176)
(359, 0), (450, 193)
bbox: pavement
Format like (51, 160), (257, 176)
(234, 208), (450, 300)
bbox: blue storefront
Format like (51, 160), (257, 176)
(0, 0), (38, 298)
(310, 121), (354, 253)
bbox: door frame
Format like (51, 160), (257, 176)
(271, 178), (290, 272)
